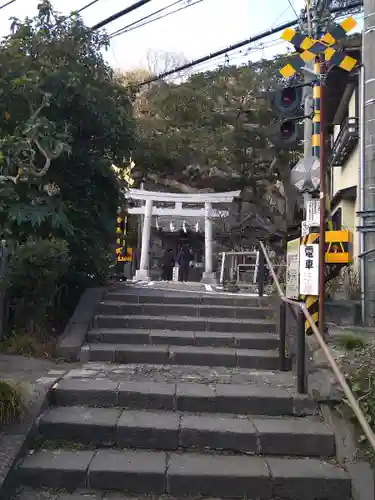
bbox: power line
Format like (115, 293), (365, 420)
(134, 0), (363, 88)
(76, 0), (101, 14)
(0, 0), (16, 10)
(109, 0), (185, 38)
(91, 0), (153, 31)
(135, 19), (298, 87)
(287, 0), (299, 18)
(271, 5), (294, 28)
(109, 0), (202, 39)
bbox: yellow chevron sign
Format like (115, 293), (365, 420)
(280, 17), (357, 78)
(300, 230), (353, 264)
(116, 247), (133, 262)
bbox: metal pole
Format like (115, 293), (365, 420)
(257, 248), (265, 297)
(363, 0), (375, 325)
(279, 301), (287, 371)
(359, 63), (366, 324)
(297, 308), (307, 394)
(318, 55), (326, 335)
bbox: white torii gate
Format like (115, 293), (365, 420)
(126, 189), (240, 283)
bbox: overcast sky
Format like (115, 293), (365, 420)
(0, 0), (361, 77)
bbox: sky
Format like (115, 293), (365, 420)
(0, 0), (362, 78)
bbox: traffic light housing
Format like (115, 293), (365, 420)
(269, 85), (303, 148)
(272, 86), (302, 117)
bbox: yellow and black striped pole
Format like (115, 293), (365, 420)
(304, 58), (322, 336)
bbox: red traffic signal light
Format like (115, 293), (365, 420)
(280, 120), (296, 139)
(269, 119), (300, 147)
(272, 86), (302, 117)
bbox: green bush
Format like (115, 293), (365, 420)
(0, 380), (24, 426)
(1, 332), (39, 356)
(336, 332), (367, 351)
(6, 239), (70, 334)
(342, 341), (375, 457)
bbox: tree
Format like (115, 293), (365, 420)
(145, 49), (189, 81)
(131, 57), (302, 240)
(0, 1), (135, 289)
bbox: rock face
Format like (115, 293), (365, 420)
(13, 286), (351, 499)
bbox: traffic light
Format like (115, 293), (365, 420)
(272, 86), (302, 117)
(269, 85), (303, 148)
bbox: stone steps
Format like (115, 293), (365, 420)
(97, 301), (275, 320)
(81, 343), (281, 369)
(16, 448), (351, 499)
(12, 288), (352, 499)
(13, 490), (231, 500)
(50, 378), (316, 417)
(105, 291), (272, 307)
(93, 314), (277, 333)
(38, 406), (335, 457)
(87, 328), (279, 349)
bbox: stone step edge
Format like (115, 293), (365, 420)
(94, 314), (277, 326)
(37, 407), (335, 457)
(82, 343), (279, 357)
(87, 329), (279, 347)
(16, 449), (351, 499)
(105, 292), (273, 304)
(89, 328), (279, 337)
(50, 379), (318, 417)
(99, 300), (274, 313)
(81, 343), (282, 369)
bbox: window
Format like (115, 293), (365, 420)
(332, 208), (342, 231)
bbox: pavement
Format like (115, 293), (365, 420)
(0, 355), (76, 493)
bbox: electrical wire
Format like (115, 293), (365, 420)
(271, 5), (294, 28)
(0, 0), (16, 10)
(91, 0), (153, 31)
(185, 39), (287, 76)
(134, 18), (299, 88)
(110, 0), (202, 37)
(76, 0), (101, 14)
(110, 0), (202, 38)
(287, 0), (299, 18)
(109, 0), (186, 38)
(133, 0), (363, 88)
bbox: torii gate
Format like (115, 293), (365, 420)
(126, 189), (240, 282)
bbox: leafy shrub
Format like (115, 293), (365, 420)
(1, 332), (39, 356)
(336, 332), (367, 351)
(341, 341), (375, 457)
(6, 239), (70, 334)
(0, 380), (24, 426)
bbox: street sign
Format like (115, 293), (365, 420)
(306, 199), (320, 223)
(300, 230), (353, 264)
(299, 239), (319, 296)
(301, 220), (317, 236)
(291, 157), (320, 192)
(286, 238), (300, 299)
(280, 17), (358, 78)
(116, 247), (133, 262)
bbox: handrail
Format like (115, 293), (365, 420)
(259, 240), (375, 452)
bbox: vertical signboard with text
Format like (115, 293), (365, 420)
(299, 240), (319, 296)
(286, 238), (300, 299)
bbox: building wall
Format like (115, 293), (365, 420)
(330, 88), (359, 264)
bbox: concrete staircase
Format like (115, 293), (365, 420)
(13, 288), (351, 499)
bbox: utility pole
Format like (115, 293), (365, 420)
(363, 0), (375, 325)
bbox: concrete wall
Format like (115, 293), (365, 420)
(331, 89), (359, 264)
